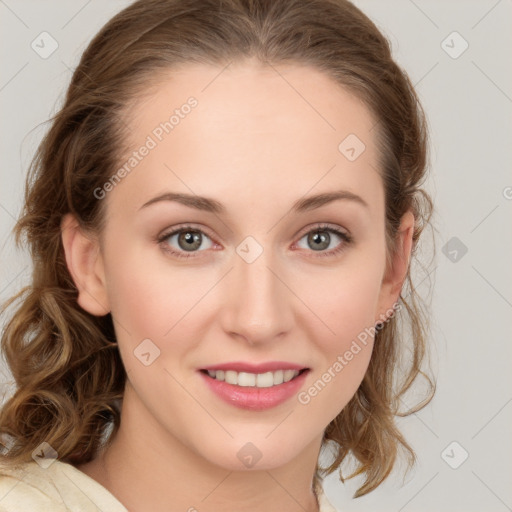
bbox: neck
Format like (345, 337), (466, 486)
(77, 381), (323, 512)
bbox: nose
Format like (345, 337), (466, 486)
(218, 245), (294, 346)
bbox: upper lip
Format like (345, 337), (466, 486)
(200, 361), (309, 373)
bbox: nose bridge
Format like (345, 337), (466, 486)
(221, 239), (292, 343)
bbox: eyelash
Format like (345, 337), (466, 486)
(156, 223), (353, 260)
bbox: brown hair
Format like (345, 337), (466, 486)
(0, 0), (434, 498)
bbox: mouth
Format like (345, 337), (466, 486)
(199, 368), (309, 388)
(198, 365), (311, 410)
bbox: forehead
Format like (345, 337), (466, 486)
(113, 59), (383, 217)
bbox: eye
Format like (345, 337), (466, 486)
(157, 225), (215, 259)
(157, 223), (352, 260)
(294, 224), (352, 257)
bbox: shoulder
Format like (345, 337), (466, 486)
(0, 460), (68, 511)
(0, 459), (337, 512)
(0, 459), (127, 512)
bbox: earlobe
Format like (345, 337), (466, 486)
(60, 213), (110, 316)
(376, 210), (415, 324)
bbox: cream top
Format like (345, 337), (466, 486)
(0, 460), (338, 511)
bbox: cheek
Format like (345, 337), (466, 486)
(293, 257), (383, 411)
(103, 243), (205, 337)
(320, 279), (377, 376)
(103, 253), (202, 395)
(298, 258), (384, 347)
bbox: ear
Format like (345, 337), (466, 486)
(375, 210), (415, 324)
(60, 213), (110, 316)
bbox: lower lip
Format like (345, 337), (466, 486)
(199, 370), (309, 411)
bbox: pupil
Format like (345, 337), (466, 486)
(179, 231), (201, 251)
(309, 231), (329, 251)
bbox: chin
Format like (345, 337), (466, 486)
(192, 435), (309, 472)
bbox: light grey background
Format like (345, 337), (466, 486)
(1, 1), (511, 511)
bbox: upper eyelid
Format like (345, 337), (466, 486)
(158, 222), (349, 248)
(158, 223), (217, 243)
(295, 222), (349, 238)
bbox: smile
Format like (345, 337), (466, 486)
(201, 369), (306, 388)
(198, 366), (310, 411)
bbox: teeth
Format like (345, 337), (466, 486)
(225, 370), (238, 385)
(206, 369), (301, 387)
(256, 372), (273, 388)
(283, 369), (297, 382)
(238, 372), (256, 387)
(273, 370), (284, 385)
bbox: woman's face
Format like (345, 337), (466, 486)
(71, 60), (411, 472)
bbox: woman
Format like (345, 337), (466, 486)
(0, 0), (434, 510)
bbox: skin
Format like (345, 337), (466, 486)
(61, 58), (414, 512)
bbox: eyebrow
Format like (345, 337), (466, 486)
(138, 190), (369, 214)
